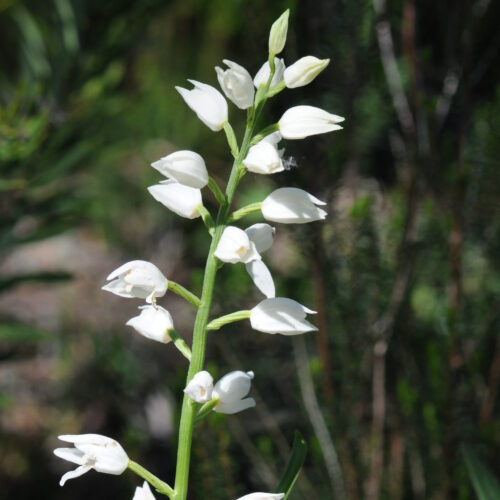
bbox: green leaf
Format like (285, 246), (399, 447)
(275, 431), (307, 499)
(0, 323), (49, 343)
(462, 445), (500, 500)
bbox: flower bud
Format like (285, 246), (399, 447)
(237, 494), (285, 500)
(151, 150), (208, 189)
(214, 226), (261, 264)
(213, 371), (255, 414)
(278, 105), (344, 139)
(184, 371), (214, 403)
(133, 482), (156, 500)
(54, 434), (129, 486)
(126, 305), (174, 343)
(243, 140), (284, 175)
(253, 58), (285, 89)
(283, 56), (330, 88)
(148, 180), (202, 219)
(102, 260), (168, 304)
(175, 80), (228, 131)
(250, 297), (317, 335)
(268, 9), (289, 56)
(262, 187), (327, 224)
(215, 60), (255, 110)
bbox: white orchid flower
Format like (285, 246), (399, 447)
(176, 80), (228, 131)
(278, 105), (344, 139)
(216, 59), (255, 110)
(133, 482), (156, 500)
(184, 371), (214, 403)
(148, 180), (202, 219)
(262, 187), (327, 224)
(236, 494), (285, 500)
(151, 150), (208, 189)
(213, 371), (256, 414)
(214, 226), (261, 264)
(53, 434), (128, 486)
(102, 260), (168, 304)
(126, 305), (174, 343)
(250, 297), (317, 335)
(243, 139), (284, 175)
(253, 58), (286, 89)
(283, 56), (330, 88)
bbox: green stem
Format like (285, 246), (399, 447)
(167, 281), (201, 308)
(227, 202), (263, 223)
(197, 204), (215, 234)
(169, 330), (192, 361)
(206, 310), (251, 331)
(223, 121), (239, 158)
(173, 64), (277, 500)
(128, 460), (175, 498)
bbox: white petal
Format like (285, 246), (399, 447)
(133, 482), (157, 500)
(213, 370), (254, 402)
(126, 305), (174, 343)
(253, 58), (286, 89)
(215, 226), (261, 264)
(215, 397), (256, 414)
(59, 465), (92, 486)
(237, 494), (285, 500)
(53, 447), (85, 466)
(245, 223), (275, 253)
(246, 261), (275, 298)
(151, 150), (208, 189)
(184, 371), (214, 403)
(58, 434), (115, 446)
(148, 180), (202, 219)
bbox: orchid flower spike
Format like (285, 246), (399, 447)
(148, 180), (202, 219)
(213, 371), (256, 414)
(216, 59), (255, 110)
(236, 494), (285, 500)
(278, 105), (344, 139)
(250, 297), (317, 335)
(184, 371), (214, 403)
(176, 80), (228, 131)
(133, 481), (156, 500)
(54, 434), (128, 486)
(214, 226), (261, 264)
(254, 58), (286, 89)
(244, 224), (276, 298)
(262, 187), (327, 224)
(126, 305), (174, 343)
(102, 260), (168, 304)
(151, 150), (208, 189)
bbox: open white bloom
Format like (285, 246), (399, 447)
(253, 58), (286, 89)
(148, 180), (202, 219)
(243, 139), (284, 175)
(278, 105), (344, 139)
(245, 223), (275, 253)
(283, 56), (330, 88)
(216, 59), (255, 110)
(102, 260), (167, 304)
(213, 371), (256, 414)
(151, 150), (208, 189)
(184, 370), (214, 403)
(262, 187), (327, 224)
(54, 434), (128, 486)
(126, 305), (174, 343)
(250, 297), (317, 335)
(175, 80), (228, 131)
(237, 494), (285, 500)
(214, 226), (261, 264)
(133, 482), (156, 500)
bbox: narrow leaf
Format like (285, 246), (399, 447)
(275, 431), (307, 499)
(462, 445), (500, 500)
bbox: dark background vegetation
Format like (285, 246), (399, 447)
(1, 0), (500, 498)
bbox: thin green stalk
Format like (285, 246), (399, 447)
(227, 202), (263, 223)
(167, 281), (201, 308)
(206, 310), (251, 331)
(169, 330), (192, 361)
(207, 176), (226, 205)
(128, 460), (174, 498)
(173, 63), (277, 500)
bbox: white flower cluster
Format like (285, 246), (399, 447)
(53, 9), (343, 499)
